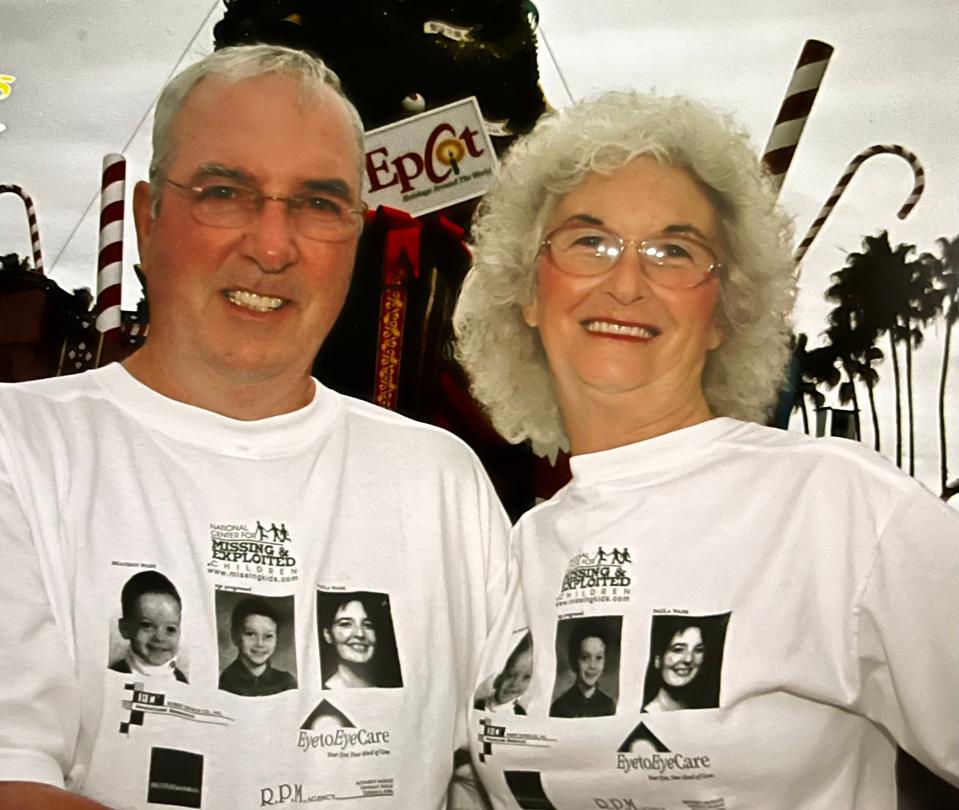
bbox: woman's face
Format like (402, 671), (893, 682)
(496, 648), (533, 704)
(235, 613), (278, 669)
(326, 600), (376, 665)
(657, 626), (704, 688)
(575, 636), (606, 689)
(523, 157), (722, 416)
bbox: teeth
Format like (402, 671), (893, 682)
(225, 290), (285, 312)
(585, 320), (657, 338)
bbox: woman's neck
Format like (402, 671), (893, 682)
(563, 390), (714, 455)
(333, 664), (373, 688)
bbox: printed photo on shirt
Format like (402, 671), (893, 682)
(107, 570), (189, 683)
(215, 590), (297, 697)
(503, 771), (558, 810)
(617, 721), (670, 755)
(301, 698), (355, 731)
(549, 615), (622, 718)
(641, 612), (730, 712)
(317, 590), (403, 689)
(474, 629), (533, 715)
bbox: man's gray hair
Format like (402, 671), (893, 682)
(149, 44), (365, 205)
(453, 90), (797, 456)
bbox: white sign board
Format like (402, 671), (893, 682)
(362, 97), (497, 218)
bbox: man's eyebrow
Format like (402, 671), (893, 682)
(192, 164), (255, 184)
(299, 178), (354, 201)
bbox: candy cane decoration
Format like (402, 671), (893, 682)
(794, 144), (925, 264)
(761, 39), (834, 194)
(96, 154), (125, 335)
(0, 183), (44, 273)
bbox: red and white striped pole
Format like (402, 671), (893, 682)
(96, 154), (125, 336)
(0, 183), (44, 272)
(761, 39), (834, 195)
(794, 144), (925, 264)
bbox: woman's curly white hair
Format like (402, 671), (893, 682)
(452, 90), (797, 455)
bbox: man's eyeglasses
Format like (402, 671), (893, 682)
(541, 224), (723, 289)
(162, 178), (367, 242)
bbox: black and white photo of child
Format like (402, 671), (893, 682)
(216, 591), (297, 697)
(549, 616), (622, 718)
(108, 570), (188, 683)
(317, 590), (403, 689)
(641, 612), (730, 712)
(473, 630), (532, 714)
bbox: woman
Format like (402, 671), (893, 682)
(641, 617), (712, 712)
(318, 592), (402, 689)
(454, 91), (959, 808)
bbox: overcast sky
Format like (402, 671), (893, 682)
(2, 0), (957, 494)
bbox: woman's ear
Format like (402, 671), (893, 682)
(522, 299), (539, 328)
(322, 628), (332, 645)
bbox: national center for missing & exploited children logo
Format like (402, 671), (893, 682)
(556, 546), (632, 608)
(207, 521), (298, 583)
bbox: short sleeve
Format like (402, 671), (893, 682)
(0, 464), (79, 787)
(856, 488), (959, 785)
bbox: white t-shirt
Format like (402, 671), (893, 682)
(0, 364), (508, 809)
(470, 418), (959, 810)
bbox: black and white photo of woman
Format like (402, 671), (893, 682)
(317, 590), (403, 689)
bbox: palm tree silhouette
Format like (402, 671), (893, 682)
(829, 233), (923, 468)
(793, 333), (840, 434)
(932, 235), (959, 496)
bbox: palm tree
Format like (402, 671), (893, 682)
(830, 233), (918, 467)
(793, 333), (840, 434)
(933, 235), (959, 496)
(901, 252), (944, 475)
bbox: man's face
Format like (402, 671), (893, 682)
(119, 592), (181, 666)
(575, 635), (606, 689)
(234, 613), (278, 670)
(133, 72), (362, 389)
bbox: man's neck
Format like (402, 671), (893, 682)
(123, 348), (315, 421)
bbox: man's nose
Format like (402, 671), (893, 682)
(241, 197), (299, 274)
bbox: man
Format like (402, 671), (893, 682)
(218, 598), (296, 697)
(550, 624), (617, 718)
(0, 44), (507, 808)
(109, 571), (188, 683)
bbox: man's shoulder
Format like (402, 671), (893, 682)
(0, 367), (107, 405)
(334, 391), (486, 470)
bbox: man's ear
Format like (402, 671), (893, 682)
(322, 628), (332, 645)
(132, 180), (154, 273)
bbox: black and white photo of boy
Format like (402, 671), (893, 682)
(641, 612), (730, 712)
(317, 590), (403, 689)
(108, 570), (188, 683)
(549, 616), (621, 718)
(473, 630), (532, 714)
(216, 592), (297, 697)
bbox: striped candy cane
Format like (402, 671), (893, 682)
(0, 183), (44, 273)
(761, 39), (834, 194)
(96, 154), (125, 335)
(794, 144), (925, 264)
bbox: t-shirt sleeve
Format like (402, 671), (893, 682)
(0, 464), (80, 787)
(855, 487), (959, 785)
